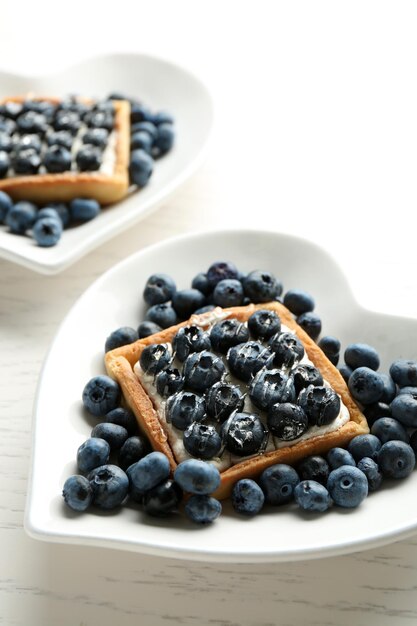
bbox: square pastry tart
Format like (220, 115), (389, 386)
(105, 302), (369, 499)
(0, 96), (130, 204)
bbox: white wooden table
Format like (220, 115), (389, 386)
(2, 2), (417, 624)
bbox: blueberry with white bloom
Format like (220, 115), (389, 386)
(91, 423), (129, 450)
(185, 495), (222, 524)
(0, 101), (22, 119)
(291, 364), (323, 394)
(140, 343), (171, 375)
(138, 320), (162, 338)
(348, 367), (384, 404)
(82, 128), (109, 148)
(247, 309), (281, 340)
(154, 122), (175, 155)
(259, 464), (300, 505)
(129, 149), (154, 186)
(54, 110), (82, 134)
(391, 392), (417, 427)
(128, 451), (170, 493)
(130, 103), (153, 124)
(62, 475), (93, 512)
(14, 133), (42, 153)
(0, 151), (9, 177)
(296, 312), (322, 341)
(191, 272), (211, 296)
(222, 411), (268, 456)
(268, 332), (305, 368)
(105, 326), (138, 352)
(46, 202), (70, 228)
(143, 479), (183, 517)
(88, 464), (129, 509)
(131, 130), (153, 153)
(327, 447), (356, 470)
(347, 434), (382, 462)
(143, 273), (176, 306)
(294, 480), (331, 513)
(82, 375), (121, 416)
(152, 110), (174, 126)
(297, 455), (329, 485)
(174, 459), (221, 495)
(205, 381), (245, 423)
(77, 437), (110, 473)
(47, 130), (73, 150)
(212, 279), (244, 307)
(0, 132), (12, 152)
(227, 341), (274, 382)
(183, 350), (225, 392)
(172, 288), (206, 319)
(166, 391), (206, 430)
(76, 145), (102, 171)
(118, 435), (149, 470)
(155, 366), (184, 398)
(327, 465), (368, 508)
(210, 319), (249, 353)
(17, 110), (48, 134)
(283, 289), (315, 315)
(43, 145), (72, 173)
(0, 190), (12, 222)
(183, 422), (222, 459)
(172, 325), (211, 362)
(131, 121), (158, 140)
(298, 384), (341, 426)
(33, 216), (63, 247)
(70, 198), (101, 222)
(231, 479), (265, 516)
(206, 261), (239, 287)
(267, 402), (309, 440)
(243, 270), (283, 303)
(105, 407), (138, 436)
(371, 417), (409, 444)
(380, 373), (397, 403)
(389, 359), (417, 387)
(249, 368), (296, 411)
(36, 207), (61, 222)
(357, 457), (383, 491)
(344, 343), (380, 371)
(5, 201), (37, 234)
(377, 441), (415, 479)
(145, 303), (177, 328)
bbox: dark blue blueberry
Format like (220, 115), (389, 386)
(54, 110), (82, 134)
(0, 131), (12, 152)
(294, 480), (331, 513)
(344, 343), (380, 371)
(184, 495), (222, 524)
(296, 455), (329, 485)
(338, 364), (353, 384)
(0, 151), (10, 177)
(318, 335), (341, 358)
(118, 435), (149, 470)
(410, 430), (417, 456)
(347, 434), (382, 462)
(283, 289), (315, 315)
(131, 121), (158, 140)
(33, 216), (63, 247)
(210, 318), (249, 353)
(70, 198), (101, 222)
(143, 479), (183, 517)
(105, 407), (138, 436)
(137, 320), (162, 338)
(5, 201), (37, 234)
(191, 272), (211, 296)
(166, 391), (206, 430)
(0, 116), (15, 133)
(128, 451), (171, 493)
(36, 207), (61, 222)
(327, 447), (356, 470)
(14, 133), (42, 153)
(91, 422), (129, 450)
(248, 309), (281, 340)
(105, 326), (138, 352)
(143, 273), (176, 305)
(172, 288), (206, 319)
(206, 261), (239, 287)
(183, 350), (225, 392)
(62, 475), (93, 512)
(249, 368), (296, 411)
(391, 392), (417, 427)
(227, 341), (274, 382)
(174, 459), (221, 495)
(348, 367), (384, 404)
(194, 305), (216, 314)
(46, 202), (70, 227)
(398, 386), (417, 396)
(155, 367), (184, 398)
(23, 99), (55, 116)
(108, 91), (132, 102)
(213, 279), (244, 307)
(390, 359), (417, 387)
(154, 122), (175, 155)
(131, 103), (153, 123)
(0, 190), (12, 222)
(172, 325), (211, 362)
(139, 343), (171, 375)
(47, 130), (73, 150)
(222, 411), (268, 456)
(371, 417), (409, 444)
(43, 145), (72, 173)
(88, 464), (129, 509)
(152, 110), (174, 125)
(129, 148), (154, 186)
(380, 373), (397, 403)
(183, 422), (222, 459)
(377, 441), (415, 478)
(268, 332), (305, 368)
(364, 402), (391, 427)
(76, 145), (102, 171)
(267, 402), (309, 440)
(231, 479), (265, 516)
(205, 381), (245, 423)
(0, 101), (22, 119)
(145, 303), (177, 328)
(296, 312), (322, 341)
(82, 375), (121, 416)
(327, 465), (368, 507)
(17, 110), (48, 134)
(82, 128), (109, 148)
(259, 464), (300, 505)
(77, 437), (110, 473)
(243, 270), (283, 303)
(357, 457), (383, 491)
(291, 364), (323, 394)
(298, 385), (341, 427)
(131, 130), (153, 153)
(13, 148), (41, 174)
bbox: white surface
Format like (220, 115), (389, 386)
(0, 54), (213, 273)
(3, 0), (417, 624)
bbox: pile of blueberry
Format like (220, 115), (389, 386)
(62, 261), (417, 523)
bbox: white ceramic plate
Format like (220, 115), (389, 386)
(0, 54), (213, 274)
(25, 230), (417, 562)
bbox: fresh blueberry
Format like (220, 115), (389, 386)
(118, 435), (149, 470)
(145, 303), (177, 328)
(152, 110), (174, 125)
(172, 325), (211, 362)
(183, 422), (222, 459)
(47, 130), (74, 150)
(0, 151), (10, 177)
(131, 121), (158, 140)
(294, 480), (331, 513)
(348, 367), (384, 404)
(298, 385), (341, 426)
(166, 391), (206, 430)
(318, 335), (341, 359)
(391, 392), (417, 427)
(327, 447), (356, 470)
(154, 123), (175, 155)
(379, 373), (397, 403)
(243, 270), (283, 303)
(183, 350), (225, 392)
(296, 312), (322, 341)
(297, 455), (329, 485)
(36, 207), (61, 222)
(249, 368), (296, 411)
(23, 99), (55, 117)
(137, 321), (162, 338)
(191, 272), (211, 296)
(17, 110), (48, 134)
(130, 103), (153, 124)
(13, 148), (41, 174)
(172, 288), (206, 319)
(127, 451), (171, 493)
(131, 130), (153, 153)
(268, 332), (305, 368)
(77, 437), (110, 473)
(248, 309), (281, 340)
(231, 479), (265, 516)
(85, 110), (114, 131)
(377, 441), (415, 479)
(371, 417), (409, 444)
(390, 359), (417, 387)
(14, 133), (42, 153)
(210, 319), (249, 353)
(0, 117), (15, 133)
(32, 216), (63, 247)
(46, 202), (70, 227)
(364, 402), (392, 427)
(338, 364), (353, 384)
(174, 459), (221, 495)
(105, 326), (138, 352)
(227, 341), (274, 382)
(62, 475), (93, 512)
(43, 145), (72, 173)
(222, 411), (268, 456)
(70, 198), (101, 222)
(155, 367), (184, 398)
(344, 343), (380, 371)
(0, 132), (12, 152)
(82, 128), (109, 148)
(143, 273), (176, 306)
(0, 101), (22, 119)
(184, 495), (222, 524)
(205, 381), (245, 423)
(357, 457), (383, 491)
(5, 201), (37, 234)
(283, 289), (315, 315)
(206, 261), (239, 287)
(105, 407), (138, 436)
(54, 110), (82, 134)
(139, 343), (171, 375)
(327, 465), (368, 507)
(0, 190), (12, 222)
(259, 464), (300, 505)
(88, 464), (129, 509)
(143, 479), (183, 517)
(76, 145), (102, 171)
(129, 149), (154, 186)
(348, 434), (382, 462)
(398, 386), (417, 396)
(212, 279), (244, 307)
(410, 430), (417, 456)
(267, 402), (309, 440)
(291, 364), (324, 394)
(82, 375), (121, 416)
(91, 422), (129, 450)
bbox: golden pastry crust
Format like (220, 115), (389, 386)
(0, 96), (130, 205)
(105, 302), (369, 500)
